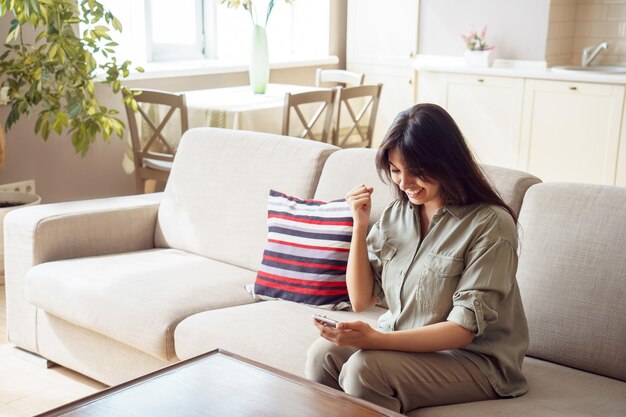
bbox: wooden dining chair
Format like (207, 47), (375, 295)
(282, 89), (337, 143)
(333, 84), (383, 149)
(124, 89), (189, 194)
(315, 68), (365, 87)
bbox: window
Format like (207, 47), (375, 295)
(146, 0), (205, 61)
(86, 0), (330, 66)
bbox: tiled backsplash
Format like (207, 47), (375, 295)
(547, 0), (626, 66)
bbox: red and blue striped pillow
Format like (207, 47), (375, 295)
(253, 190), (353, 310)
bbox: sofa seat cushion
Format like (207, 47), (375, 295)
(174, 300), (385, 377)
(25, 248), (256, 361)
(409, 357), (626, 417)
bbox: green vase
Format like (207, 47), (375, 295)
(249, 24), (269, 94)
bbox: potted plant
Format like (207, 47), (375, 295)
(0, 0), (141, 156)
(461, 26), (495, 67)
(0, 0), (140, 279)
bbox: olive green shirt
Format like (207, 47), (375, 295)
(367, 200), (529, 397)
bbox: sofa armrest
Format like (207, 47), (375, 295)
(4, 193), (162, 353)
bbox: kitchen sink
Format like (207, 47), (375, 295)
(551, 65), (626, 74)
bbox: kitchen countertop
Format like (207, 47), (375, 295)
(413, 55), (626, 85)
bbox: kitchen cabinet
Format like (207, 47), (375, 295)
(520, 79), (624, 185)
(417, 72), (524, 169)
(416, 68), (626, 186)
(346, 0), (418, 148)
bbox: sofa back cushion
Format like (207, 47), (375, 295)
(517, 183), (626, 382)
(155, 128), (337, 271)
(313, 149), (395, 230)
(314, 150), (541, 227)
(481, 164), (541, 217)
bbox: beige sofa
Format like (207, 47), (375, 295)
(5, 128), (626, 416)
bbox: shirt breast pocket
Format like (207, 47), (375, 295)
(417, 253), (464, 313)
(380, 240), (397, 264)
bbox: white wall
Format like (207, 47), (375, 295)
(418, 0), (551, 61)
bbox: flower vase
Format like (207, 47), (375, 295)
(249, 25), (269, 94)
(464, 50), (494, 67)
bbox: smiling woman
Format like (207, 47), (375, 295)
(91, 0), (330, 66)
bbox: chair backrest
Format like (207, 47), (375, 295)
(333, 84), (383, 148)
(315, 68), (365, 87)
(124, 89), (189, 192)
(282, 89), (337, 143)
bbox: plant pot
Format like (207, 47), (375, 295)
(249, 24), (270, 94)
(0, 192), (42, 280)
(464, 50), (494, 67)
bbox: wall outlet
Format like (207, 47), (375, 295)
(0, 179), (37, 195)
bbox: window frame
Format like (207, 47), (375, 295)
(91, 0), (330, 66)
(144, 0), (207, 62)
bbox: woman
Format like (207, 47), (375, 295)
(306, 103), (529, 413)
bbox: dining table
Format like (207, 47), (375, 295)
(122, 83), (326, 174)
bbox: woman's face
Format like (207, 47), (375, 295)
(388, 148), (443, 210)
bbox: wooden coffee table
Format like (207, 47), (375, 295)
(35, 349), (405, 417)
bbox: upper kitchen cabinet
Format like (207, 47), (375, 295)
(346, 0), (419, 148)
(520, 79), (624, 185)
(417, 71), (524, 170)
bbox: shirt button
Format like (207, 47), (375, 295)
(473, 300), (481, 306)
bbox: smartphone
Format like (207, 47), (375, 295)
(313, 314), (339, 328)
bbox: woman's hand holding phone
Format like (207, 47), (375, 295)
(313, 315), (381, 349)
(313, 314), (339, 328)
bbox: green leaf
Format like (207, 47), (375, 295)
(93, 25), (109, 36)
(111, 16), (122, 32)
(7, 19), (20, 42)
(29, 0), (41, 16)
(48, 43), (59, 58)
(67, 99), (83, 119)
(41, 119), (50, 140)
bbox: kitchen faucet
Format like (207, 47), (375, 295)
(581, 41), (608, 67)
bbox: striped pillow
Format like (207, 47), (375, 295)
(253, 190), (353, 310)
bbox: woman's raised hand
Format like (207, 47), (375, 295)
(346, 184), (374, 229)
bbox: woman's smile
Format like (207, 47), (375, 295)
(404, 187), (424, 201)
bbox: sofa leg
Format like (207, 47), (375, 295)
(12, 346), (56, 368)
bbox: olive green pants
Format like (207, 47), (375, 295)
(305, 338), (498, 414)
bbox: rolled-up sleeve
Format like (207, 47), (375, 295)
(447, 238), (518, 336)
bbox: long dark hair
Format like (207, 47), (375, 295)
(375, 103), (517, 223)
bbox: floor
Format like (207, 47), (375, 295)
(0, 285), (107, 416)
